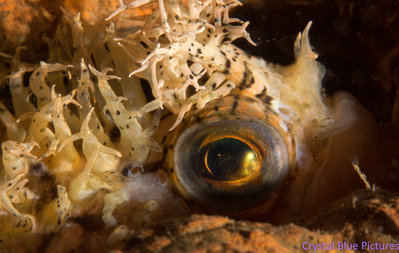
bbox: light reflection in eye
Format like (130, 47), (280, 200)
(201, 136), (261, 184)
(171, 118), (291, 213)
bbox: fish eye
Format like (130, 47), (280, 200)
(173, 118), (290, 213)
(200, 136), (260, 183)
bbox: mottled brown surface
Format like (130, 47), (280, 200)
(120, 190), (399, 252)
(0, 0), (63, 61)
(124, 215), (334, 252)
(0, 0), (122, 62)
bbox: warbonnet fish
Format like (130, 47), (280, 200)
(0, 0), (375, 251)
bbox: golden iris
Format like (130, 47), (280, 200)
(200, 137), (261, 183)
(172, 118), (289, 211)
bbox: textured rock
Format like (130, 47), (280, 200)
(120, 190), (399, 252)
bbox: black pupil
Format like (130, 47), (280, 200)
(199, 137), (259, 181)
